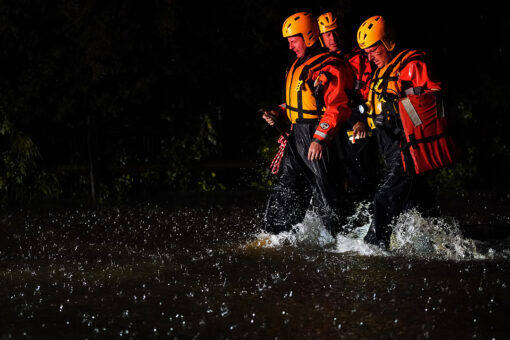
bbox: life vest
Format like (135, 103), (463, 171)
(285, 52), (341, 123)
(365, 49), (425, 130)
(398, 91), (460, 174)
(366, 49), (460, 174)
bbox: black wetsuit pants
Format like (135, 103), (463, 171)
(364, 127), (434, 248)
(263, 123), (347, 236)
(341, 130), (378, 201)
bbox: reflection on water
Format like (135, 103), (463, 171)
(1, 196), (510, 338)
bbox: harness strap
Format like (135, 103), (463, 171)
(285, 105), (321, 115)
(402, 132), (448, 150)
(376, 50), (411, 98)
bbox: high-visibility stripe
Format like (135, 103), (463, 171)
(314, 130), (333, 140)
(400, 97), (422, 127)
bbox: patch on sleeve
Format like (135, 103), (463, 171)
(320, 122), (330, 130)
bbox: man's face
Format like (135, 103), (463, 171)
(321, 31), (340, 52)
(287, 36), (307, 59)
(364, 43), (391, 68)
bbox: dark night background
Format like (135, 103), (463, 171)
(0, 0), (508, 205)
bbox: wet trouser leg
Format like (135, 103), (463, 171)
(364, 129), (413, 248)
(263, 146), (310, 234)
(341, 131), (379, 201)
(263, 124), (347, 235)
(300, 124), (349, 235)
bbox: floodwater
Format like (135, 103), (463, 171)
(1, 192), (510, 339)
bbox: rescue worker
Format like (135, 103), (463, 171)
(354, 15), (442, 248)
(261, 12), (354, 236)
(318, 12), (377, 199)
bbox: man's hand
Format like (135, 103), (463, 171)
(352, 121), (368, 143)
(262, 110), (279, 126)
(308, 141), (324, 160)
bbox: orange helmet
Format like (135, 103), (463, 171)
(317, 12), (338, 34)
(357, 15), (395, 51)
(282, 12), (319, 47)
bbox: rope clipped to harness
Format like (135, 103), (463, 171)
(270, 134), (289, 174)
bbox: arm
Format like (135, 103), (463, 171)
(316, 62), (353, 141)
(308, 62), (354, 160)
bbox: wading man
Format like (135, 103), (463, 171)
(318, 12), (377, 199)
(261, 12), (353, 236)
(354, 16), (457, 248)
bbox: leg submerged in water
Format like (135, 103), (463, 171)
(262, 184), (309, 234)
(364, 145), (413, 248)
(262, 141), (310, 234)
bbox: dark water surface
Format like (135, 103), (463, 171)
(1, 193), (510, 339)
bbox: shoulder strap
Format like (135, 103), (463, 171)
(377, 49), (427, 98)
(298, 52), (340, 82)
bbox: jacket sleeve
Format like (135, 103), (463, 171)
(399, 59), (442, 93)
(311, 61), (353, 145)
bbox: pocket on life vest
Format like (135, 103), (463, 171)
(398, 92), (461, 174)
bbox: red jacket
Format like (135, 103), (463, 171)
(310, 56), (354, 144)
(346, 47), (373, 101)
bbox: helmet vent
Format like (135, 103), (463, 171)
(368, 23), (373, 30)
(294, 16), (300, 21)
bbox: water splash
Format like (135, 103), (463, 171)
(332, 201), (388, 256)
(389, 209), (493, 260)
(246, 210), (336, 249)
(246, 202), (509, 260)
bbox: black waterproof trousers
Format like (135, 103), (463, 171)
(341, 130), (378, 201)
(263, 123), (348, 236)
(363, 127), (434, 248)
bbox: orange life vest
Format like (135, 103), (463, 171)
(284, 52), (340, 123)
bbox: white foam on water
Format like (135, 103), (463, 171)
(247, 201), (375, 252)
(247, 202), (508, 260)
(333, 233), (388, 256)
(248, 210), (336, 249)
(330, 201), (389, 256)
(389, 209), (491, 260)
